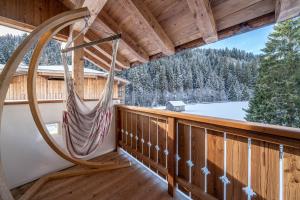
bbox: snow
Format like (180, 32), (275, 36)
(0, 64), (129, 84)
(155, 101), (249, 121)
(0, 64), (105, 74)
(167, 101), (186, 106)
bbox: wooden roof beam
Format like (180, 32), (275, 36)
(276, 0), (300, 22)
(84, 46), (123, 71)
(72, 0), (108, 32)
(84, 51), (118, 72)
(187, 0), (218, 44)
(84, 30), (130, 69)
(120, 0), (175, 55)
(96, 14), (149, 62)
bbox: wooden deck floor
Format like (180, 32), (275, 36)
(11, 150), (174, 200)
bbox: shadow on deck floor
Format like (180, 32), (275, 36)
(11, 150), (180, 200)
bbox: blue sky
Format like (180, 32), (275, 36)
(201, 25), (274, 55)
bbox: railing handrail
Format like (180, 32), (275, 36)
(116, 104), (300, 141)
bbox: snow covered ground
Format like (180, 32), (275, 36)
(155, 101), (249, 121)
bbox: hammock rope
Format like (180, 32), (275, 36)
(61, 34), (120, 158)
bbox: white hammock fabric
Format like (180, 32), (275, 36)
(61, 37), (120, 158)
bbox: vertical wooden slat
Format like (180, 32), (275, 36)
(207, 130), (224, 199)
(167, 117), (175, 196)
(251, 140), (279, 200)
(136, 114), (143, 155)
(150, 117), (157, 171)
(131, 113), (137, 151)
(126, 112), (132, 149)
(115, 108), (121, 151)
(178, 123), (190, 195)
(284, 146), (300, 200)
(191, 126), (205, 199)
(120, 110), (125, 145)
(142, 115), (150, 163)
(158, 119), (167, 178)
(226, 134), (248, 200)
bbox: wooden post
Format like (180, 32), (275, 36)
(167, 117), (176, 196)
(72, 30), (84, 98)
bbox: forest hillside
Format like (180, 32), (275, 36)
(0, 33), (259, 107)
(119, 48), (259, 107)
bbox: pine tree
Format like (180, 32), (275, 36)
(246, 19), (300, 127)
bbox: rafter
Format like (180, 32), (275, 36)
(186, 0), (218, 43)
(96, 13), (149, 62)
(85, 30), (130, 69)
(276, 0), (300, 22)
(72, 0), (108, 32)
(84, 51), (111, 72)
(84, 46), (123, 71)
(119, 0), (175, 55)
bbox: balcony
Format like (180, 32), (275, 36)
(6, 102), (300, 200)
(115, 104), (300, 200)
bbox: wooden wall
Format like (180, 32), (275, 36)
(0, 0), (69, 40)
(5, 74), (123, 101)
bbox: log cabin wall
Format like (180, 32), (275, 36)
(5, 74), (124, 101)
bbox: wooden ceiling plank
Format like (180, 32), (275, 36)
(119, 0), (175, 55)
(216, 0), (275, 31)
(85, 30), (130, 68)
(59, 0), (130, 68)
(72, 0), (108, 32)
(212, 0), (262, 20)
(96, 13), (149, 62)
(186, 0), (218, 43)
(276, 0), (300, 22)
(176, 12), (275, 52)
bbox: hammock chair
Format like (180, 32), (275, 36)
(0, 9), (130, 200)
(61, 33), (120, 158)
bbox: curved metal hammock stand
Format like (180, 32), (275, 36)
(0, 8), (130, 200)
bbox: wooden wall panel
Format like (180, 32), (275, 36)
(207, 130), (224, 199)
(0, 0), (68, 39)
(251, 140), (279, 200)
(5, 75), (123, 101)
(284, 146), (300, 200)
(226, 134), (248, 200)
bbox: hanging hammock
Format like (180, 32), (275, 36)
(61, 35), (120, 158)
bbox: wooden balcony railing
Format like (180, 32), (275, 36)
(115, 105), (300, 200)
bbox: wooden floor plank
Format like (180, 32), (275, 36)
(12, 151), (172, 200)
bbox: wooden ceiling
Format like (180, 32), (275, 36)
(0, 0), (300, 71)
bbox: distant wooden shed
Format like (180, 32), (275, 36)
(166, 101), (186, 112)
